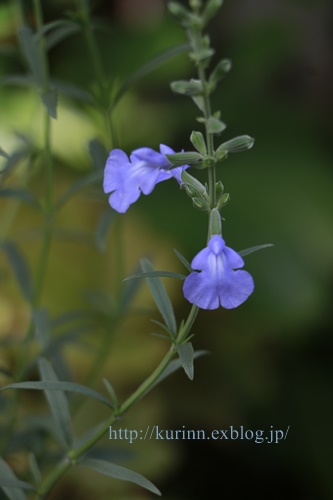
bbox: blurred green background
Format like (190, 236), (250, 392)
(1, 0), (333, 498)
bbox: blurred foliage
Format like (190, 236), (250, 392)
(0, 0), (333, 499)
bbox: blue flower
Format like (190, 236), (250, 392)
(183, 235), (254, 310)
(103, 144), (187, 213)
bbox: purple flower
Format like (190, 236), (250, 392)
(103, 144), (187, 213)
(183, 235), (254, 310)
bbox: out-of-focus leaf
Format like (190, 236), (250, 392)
(170, 79), (203, 96)
(37, 358), (73, 448)
(113, 43), (190, 108)
(0, 188), (40, 208)
(173, 248), (192, 272)
(41, 88), (58, 119)
(32, 308), (50, 350)
(18, 26), (43, 85)
(206, 117), (226, 134)
(27, 453), (41, 485)
(89, 138), (108, 170)
(78, 458), (161, 496)
(102, 379), (119, 408)
(119, 265), (142, 313)
(0, 455), (30, 500)
(43, 23), (80, 51)
(0, 148), (9, 159)
(50, 79), (94, 103)
(0, 241), (33, 303)
(140, 259), (177, 338)
(178, 342), (195, 380)
(0, 74), (36, 87)
(123, 270), (185, 282)
(238, 244), (274, 257)
(55, 170), (103, 211)
(95, 208), (116, 252)
(0, 380), (113, 409)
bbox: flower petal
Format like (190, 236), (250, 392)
(218, 270), (254, 309)
(183, 271), (220, 310)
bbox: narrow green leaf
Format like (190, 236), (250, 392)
(238, 243), (274, 257)
(32, 308), (50, 350)
(45, 24), (79, 51)
(34, 19), (75, 41)
(102, 379), (119, 408)
(89, 138), (108, 170)
(0, 74), (36, 87)
(95, 208), (116, 252)
(206, 117), (226, 134)
(140, 259), (177, 338)
(37, 358), (73, 448)
(0, 380), (113, 409)
(0, 147), (9, 159)
(113, 43), (190, 108)
(41, 88), (58, 119)
(173, 248), (192, 272)
(55, 170), (102, 211)
(27, 453), (41, 485)
(78, 458), (161, 496)
(123, 270), (185, 282)
(0, 188), (40, 208)
(0, 456), (29, 500)
(0, 241), (33, 303)
(142, 350), (208, 398)
(18, 26), (43, 84)
(119, 265), (142, 313)
(178, 342), (195, 380)
(50, 78), (94, 103)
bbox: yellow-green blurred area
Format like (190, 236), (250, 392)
(1, 0), (333, 498)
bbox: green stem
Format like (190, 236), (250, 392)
(34, 305), (199, 498)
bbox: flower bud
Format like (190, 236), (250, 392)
(209, 207), (222, 236)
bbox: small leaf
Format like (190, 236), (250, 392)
(140, 259), (177, 338)
(178, 342), (195, 380)
(238, 244), (274, 257)
(202, 0), (224, 26)
(123, 270), (185, 282)
(55, 170), (102, 211)
(181, 170), (207, 197)
(192, 96), (205, 112)
(190, 131), (207, 155)
(89, 138), (108, 170)
(102, 379), (119, 408)
(165, 151), (202, 167)
(170, 79), (203, 96)
(41, 88), (58, 119)
(0, 455), (30, 500)
(142, 350), (208, 398)
(173, 248), (192, 272)
(18, 26), (43, 84)
(189, 48), (215, 64)
(50, 78), (94, 103)
(206, 117), (226, 134)
(0, 241), (33, 303)
(37, 358), (73, 448)
(0, 188), (40, 208)
(79, 458), (161, 496)
(113, 43), (190, 108)
(45, 24), (79, 51)
(208, 58), (231, 90)
(216, 192), (230, 210)
(95, 208), (116, 252)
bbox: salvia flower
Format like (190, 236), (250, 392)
(183, 234), (254, 310)
(103, 144), (188, 213)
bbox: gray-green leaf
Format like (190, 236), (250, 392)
(178, 342), (195, 380)
(140, 258), (177, 338)
(238, 243), (274, 257)
(41, 88), (58, 119)
(0, 241), (34, 303)
(206, 117), (226, 134)
(170, 79), (203, 96)
(0, 455), (30, 500)
(18, 26), (43, 85)
(78, 458), (161, 496)
(37, 358), (73, 448)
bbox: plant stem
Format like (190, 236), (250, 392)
(34, 305), (199, 498)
